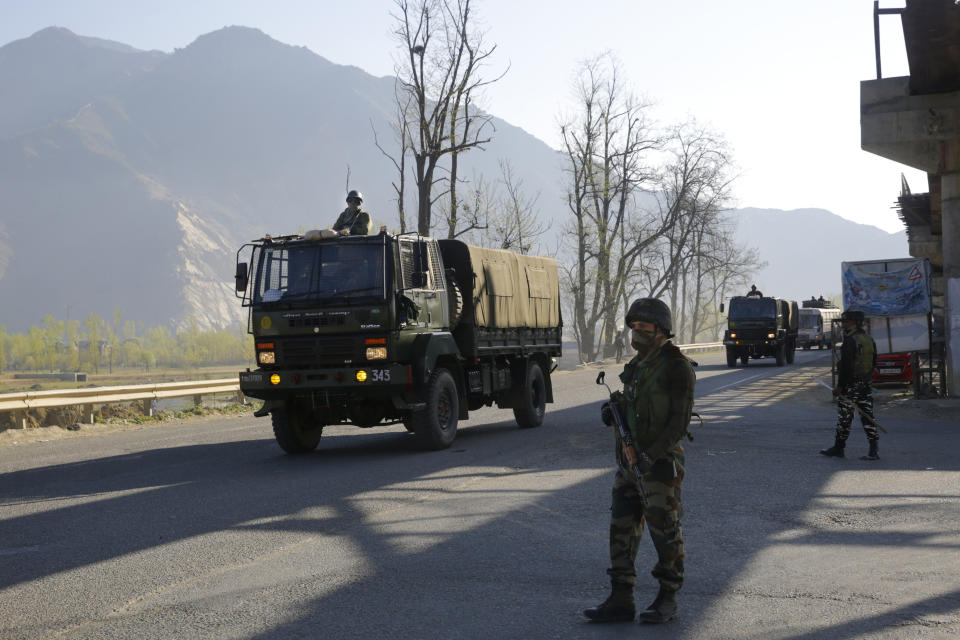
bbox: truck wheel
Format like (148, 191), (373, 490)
(741, 354), (749, 367)
(775, 343), (786, 366)
(514, 362), (546, 429)
(272, 403), (323, 454)
(411, 368), (459, 450)
(447, 280), (463, 329)
(785, 343), (796, 364)
(726, 348), (737, 368)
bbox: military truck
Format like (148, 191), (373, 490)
(234, 229), (562, 453)
(721, 291), (799, 367)
(798, 296), (841, 350)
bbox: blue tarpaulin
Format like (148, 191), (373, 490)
(841, 259), (931, 317)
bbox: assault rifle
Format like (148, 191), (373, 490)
(596, 371), (647, 504)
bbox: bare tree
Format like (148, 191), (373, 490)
(435, 170), (493, 240)
(391, 0), (503, 236)
(479, 158), (546, 253)
(372, 84), (415, 232)
(559, 54), (668, 362)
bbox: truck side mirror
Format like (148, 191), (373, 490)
(719, 303), (725, 313)
(235, 262), (249, 293)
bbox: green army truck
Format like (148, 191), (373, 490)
(721, 293), (799, 367)
(234, 230), (562, 453)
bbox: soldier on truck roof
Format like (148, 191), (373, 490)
(333, 190), (372, 236)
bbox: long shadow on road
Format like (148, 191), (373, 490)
(0, 357), (957, 639)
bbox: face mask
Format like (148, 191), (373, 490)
(631, 327), (657, 350)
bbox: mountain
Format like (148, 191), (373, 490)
(0, 27), (907, 334)
(0, 26), (563, 333)
(729, 207), (909, 303)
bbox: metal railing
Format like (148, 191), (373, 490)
(0, 379), (241, 429)
(677, 342), (724, 353)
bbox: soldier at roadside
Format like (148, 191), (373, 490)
(820, 309), (880, 460)
(614, 328), (626, 364)
(333, 190), (371, 236)
(584, 298), (696, 625)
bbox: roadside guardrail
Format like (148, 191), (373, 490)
(1, 342), (726, 429)
(0, 379), (241, 429)
(677, 342), (724, 353)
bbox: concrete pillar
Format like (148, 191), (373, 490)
(13, 410), (27, 429)
(193, 394), (203, 408)
(82, 404), (95, 424)
(943, 172), (960, 397)
(141, 399), (154, 417)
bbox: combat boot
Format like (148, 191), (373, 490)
(583, 584), (635, 623)
(860, 440), (879, 461)
(637, 587), (678, 624)
(819, 437), (845, 458)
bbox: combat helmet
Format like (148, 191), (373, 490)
(625, 298), (673, 337)
(840, 309), (864, 324)
(346, 190), (363, 203)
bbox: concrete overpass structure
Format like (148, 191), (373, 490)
(861, 0), (960, 396)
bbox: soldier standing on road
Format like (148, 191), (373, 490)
(820, 309), (879, 460)
(584, 298), (696, 625)
(332, 190), (371, 236)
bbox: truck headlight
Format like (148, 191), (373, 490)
(270, 374), (281, 385)
(729, 332), (737, 338)
(767, 332), (775, 339)
(366, 347), (387, 360)
(258, 351), (276, 364)
(356, 370), (368, 382)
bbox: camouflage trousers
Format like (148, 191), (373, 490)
(607, 453), (685, 592)
(836, 380), (877, 443)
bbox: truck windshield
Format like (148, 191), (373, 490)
(251, 243), (385, 304)
(799, 312), (820, 329)
(729, 298), (776, 319)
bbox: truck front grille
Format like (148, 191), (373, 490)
(278, 337), (358, 367)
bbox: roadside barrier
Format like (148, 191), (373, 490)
(0, 379), (241, 429)
(677, 342), (724, 353)
(1, 341), (725, 429)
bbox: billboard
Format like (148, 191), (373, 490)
(841, 258), (931, 317)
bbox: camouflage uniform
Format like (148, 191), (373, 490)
(835, 329), (878, 444)
(332, 207), (371, 236)
(607, 341), (695, 594)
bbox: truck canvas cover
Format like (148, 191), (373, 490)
(454, 244), (560, 329)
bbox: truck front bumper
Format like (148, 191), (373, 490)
(239, 363), (417, 406)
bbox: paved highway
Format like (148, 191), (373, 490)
(1, 348), (958, 639)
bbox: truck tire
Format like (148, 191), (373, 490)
(272, 403), (323, 454)
(785, 342), (796, 364)
(775, 343), (786, 366)
(447, 280), (463, 329)
(726, 348), (737, 368)
(741, 354), (749, 367)
(513, 362), (546, 429)
(411, 368), (459, 450)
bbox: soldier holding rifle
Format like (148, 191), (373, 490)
(820, 309), (880, 460)
(584, 298), (696, 624)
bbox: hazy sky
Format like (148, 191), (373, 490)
(1, 0), (922, 232)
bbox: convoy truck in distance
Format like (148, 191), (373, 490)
(798, 296), (841, 350)
(722, 291), (799, 367)
(234, 229), (562, 453)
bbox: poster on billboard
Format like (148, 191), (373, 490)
(841, 258), (931, 317)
